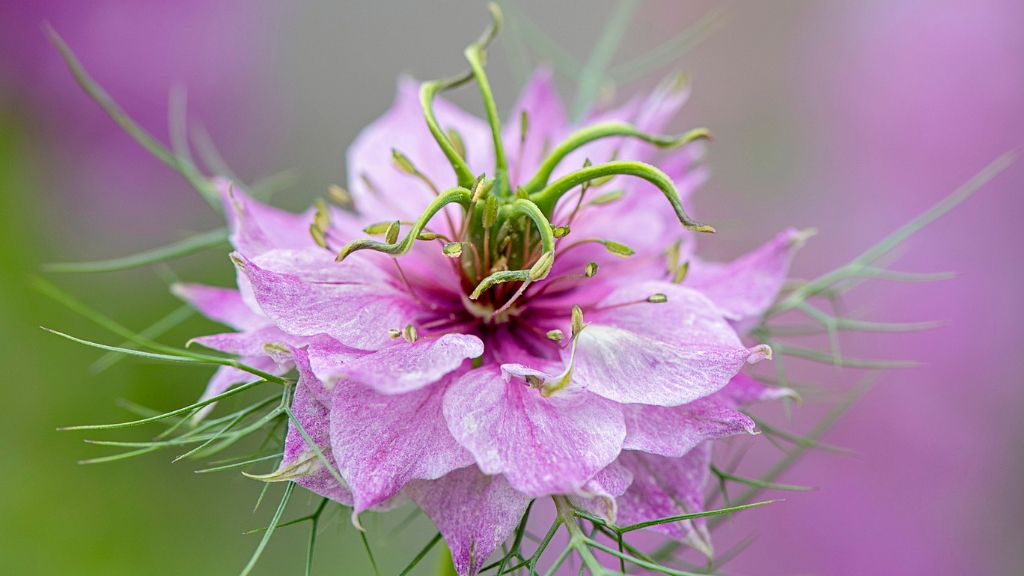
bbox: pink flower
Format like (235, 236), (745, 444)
(175, 66), (801, 575)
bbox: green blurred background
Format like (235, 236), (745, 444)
(2, 1), (1022, 574)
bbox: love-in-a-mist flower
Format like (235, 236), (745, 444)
(174, 7), (802, 574)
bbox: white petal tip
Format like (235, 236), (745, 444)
(746, 344), (773, 364)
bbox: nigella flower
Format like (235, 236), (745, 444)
(171, 9), (803, 575)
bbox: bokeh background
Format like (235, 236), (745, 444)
(2, 1), (1021, 574)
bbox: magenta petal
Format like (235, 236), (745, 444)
(409, 466), (531, 576)
(616, 446), (714, 556)
(622, 397), (755, 458)
(573, 281), (771, 407)
(171, 283), (267, 331)
(339, 334), (484, 395)
(346, 78), (492, 223)
(443, 367), (626, 497)
(234, 252), (421, 350)
(329, 376), (473, 514)
(189, 326), (301, 359)
(687, 228), (809, 322)
(268, 349), (353, 505)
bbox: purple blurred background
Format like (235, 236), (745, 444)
(2, 1), (1020, 574)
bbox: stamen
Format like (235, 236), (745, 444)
(470, 199), (556, 299)
(392, 258), (437, 311)
(328, 184), (353, 208)
(401, 324), (419, 344)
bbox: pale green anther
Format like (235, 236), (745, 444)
(585, 262), (599, 278)
(552, 226), (570, 238)
(402, 324), (418, 344)
(528, 251), (555, 281)
(519, 110), (529, 145)
(309, 224), (328, 249)
(590, 189), (624, 205)
(336, 188), (472, 262)
(472, 176), (494, 202)
(313, 198), (330, 231)
(443, 242), (464, 258)
(388, 328), (401, 340)
(483, 195), (499, 228)
(328, 184), (352, 207)
(603, 240), (635, 257)
(571, 305), (585, 338)
(262, 343), (290, 356)
(647, 293), (668, 304)
(515, 187), (529, 199)
(363, 222), (392, 235)
(666, 239), (682, 272)
(417, 231), (444, 241)
(391, 148), (418, 176)
(447, 128), (467, 161)
(385, 221), (401, 244)
(546, 329), (564, 342)
(673, 260), (690, 284)
(529, 160), (715, 233)
(523, 123), (711, 193)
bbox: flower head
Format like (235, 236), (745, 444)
(173, 6), (802, 574)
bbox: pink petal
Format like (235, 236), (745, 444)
(329, 376), (474, 514)
(621, 397), (756, 458)
(687, 228), (810, 322)
(409, 466), (531, 576)
(572, 281), (771, 407)
(171, 283), (267, 331)
(570, 459), (634, 524)
(217, 178), (314, 257)
(616, 446), (714, 557)
(718, 372), (798, 407)
(443, 367), (626, 497)
(338, 334), (484, 395)
(268, 348), (353, 505)
(234, 251), (422, 350)
(345, 78), (492, 223)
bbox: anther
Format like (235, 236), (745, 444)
(401, 324), (419, 344)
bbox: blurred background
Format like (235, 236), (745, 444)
(1, 1), (1021, 574)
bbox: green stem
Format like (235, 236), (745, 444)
(523, 123), (709, 193)
(553, 496), (607, 575)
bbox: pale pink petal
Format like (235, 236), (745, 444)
(617, 446), (714, 557)
(570, 459), (634, 524)
(409, 466), (531, 576)
(443, 367), (626, 497)
(718, 372), (798, 407)
(266, 348), (353, 505)
(345, 78), (492, 223)
(338, 334), (484, 395)
(621, 397), (756, 458)
(687, 228), (810, 322)
(217, 178), (314, 257)
(189, 326), (303, 359)
(329, 376), (474, 513)
(233, 251), (422, 350)
(572, 281), (771, 406)
(171, 283), (268, 331)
